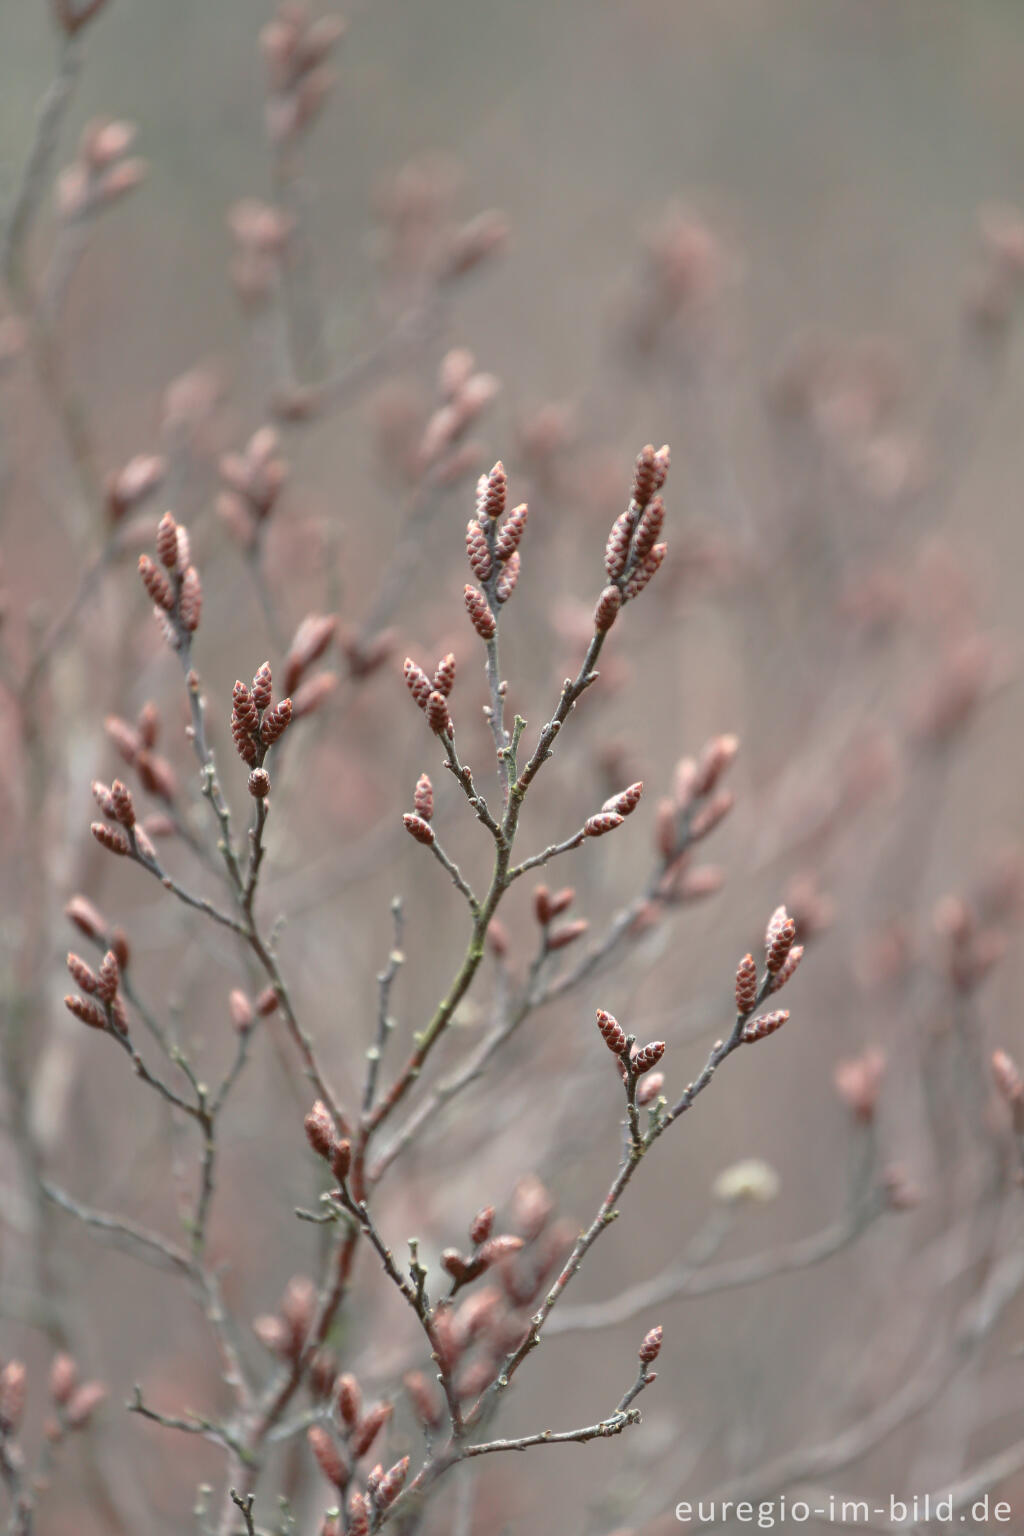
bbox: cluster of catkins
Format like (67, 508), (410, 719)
(733, 904), (803, 1042)
(464, 460), (528, 640)
(138, 511), (202, 644)
(64, 938), (128, 1036)
(251, 1272), (406, 1534)
(0, 1351), (106, 1476)
(593, 442), (671, 633)
(231, 661), (293, 797)
(402, 650), (457, 746)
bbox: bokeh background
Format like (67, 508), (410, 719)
(3, 2), (1024, 1533)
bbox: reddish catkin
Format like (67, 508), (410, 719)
(632, 1040), (666, 1074)
(65, 994), (108, 1029)
(769, 943), (804, 992)
(470, 1205), (495, 1245)
(351, 1401), (392, 1458)
(584, 810), (625, 838)
(743, 1009), (789, 1044)
(604, 509), (635, 581)
(625, 540), (667, 599)
(336, 1371), (361, 1429)
(403, 812), (434, 846)
(376, 1456), (410, 1510)
(495, 501), (528, 563)
(594, 583), (623, 632)
(304, 1100), (335, 1161)
(332, 1139), (352, 1183)
(63, 1380), (106, 1429)
(105, 714), (140, 763)
(91, 779), (116, 817)
(260, 697), (292, 745)
(66, 895), (109, 940)
(256, 986), (279, 1016)
(347, 1492), (370, 1536)
(632, 495), (665, 565)
(596, 1008), (628, 1055)
(307, 1425), (344, 1489)
(91, 821), (130, 856)
(477, 460), (507, 520)
(637, 1072), (664, 1105)
(49, 1353), (77, 1406)
(414, 773), (434, 821)
(735, 953), (758, 1013)
(248, 768), (271, 798)
(404, 1370), (442, 1428)
(136, 751), (177, 801)
(67, 953), (98, 993)
(632, 443), (659, 509)
(403, 657), (432, 710)
(433, 652), (456, 697)
(464, 584), (497, 639)
(689, 788), (735, 841)
(693, 733), (739, 796)
(252, 660), (273, 712)
(284, 613), (337, 692)
(465, 519), (492, 581)
(109, 779), (135, 827)
(639, 1324), (663, 1364)
(228, 990), (253, 1032)
(547, 918), (588, 949)
(179, 565), (202, 631)
(534, 886), (552, 924)
(232, 681), (259, 763)
(426, 689), (451, 737)
(476, 1233), (524, 1268)
(495, 548), (520, 603)
(603, 781), (644, 817)
(291, 672), (337, 720)
(138, 553), (173, 610)
(155, 511), (178, 569)
(765, 908), (796, 972)
(96, 950), (119, 1004)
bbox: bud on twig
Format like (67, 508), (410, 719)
(735, 953), (758, 1013)
(260, 697), (292, 746)
(304, 1100), (335, 1161)
(248, 769), (271, 798)
(743, 1009), (789, 1044)
(403, 657), (432, 710)
(596, 1009), (628, 1055)
(464, 585), (496, 640)
(594, 584), (622, 633)
(414, 773), (434, 821)
(65, 994), (108, 1029)
(426, 690), (451, 737)
(546, 918), (588, 950)
(470, 1206), (495, 1245)
(308, 1424), (345, 1489)
(351, 1400), (392, 1458)
(90, 822), (130, 856)
(639, 1324), (663, 1364)
(602, 782), (643, 818)
(765, 907), (797, 973)
(632, 1041), (665, 1075)
(403, 812), (435, 846)
(584, 811), (625, 838)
